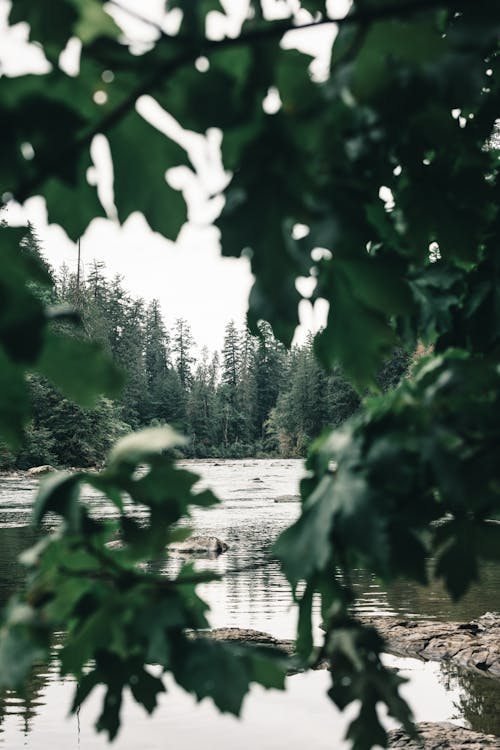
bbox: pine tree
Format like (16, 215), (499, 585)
(238, 327), (257, 442)
(221, 320), (240, 388)
(188, 348), (219, 454)
(144, 300), (171, 422)
(253, 322), (286, 443)
(219, 321), (245, 447)
(172, 318), (195, 390)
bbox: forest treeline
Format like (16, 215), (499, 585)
(0, 229), (409, 469)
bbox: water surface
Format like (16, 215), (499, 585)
(1, 459), (499, 748)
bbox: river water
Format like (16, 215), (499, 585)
(1, 459), (500, 749)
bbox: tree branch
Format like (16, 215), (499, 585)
(5, 0), (470, 208)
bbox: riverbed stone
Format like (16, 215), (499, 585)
(274, 494), (300, 503)
(203, 627), (295, 654)
(362, 613), (500, 678)
(388, 721), (500, 749)
(168, 535), (229, 555)
(200, 614), (500, 681)
(27, 464), (55, 476)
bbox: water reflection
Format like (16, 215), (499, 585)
(1, 460), (500, 747)
(0, 526), (38, 609)
(438, 664), (500, 736)
(0, 654), (48, 738)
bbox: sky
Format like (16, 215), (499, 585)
(0, 0), (345, 353)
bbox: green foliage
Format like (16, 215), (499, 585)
(1, 428), (287, 739)
(0, 224), (122, 446)
(1, 1), (500, 748)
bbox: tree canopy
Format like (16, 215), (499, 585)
(1, 2), (499, 749)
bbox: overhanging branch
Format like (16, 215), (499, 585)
(6, 0), (473, 208)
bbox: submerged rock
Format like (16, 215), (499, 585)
(203, 627), (295, 653)
(27, 465), (55, 476)
(363, 613), (500, 679)
(196, 628), (328, 673)
(168, 535), (229, 555)
(388, 721), (500, 749)
(274, 494), (300, 503)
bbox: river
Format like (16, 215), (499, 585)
(1, 459), (500, 749)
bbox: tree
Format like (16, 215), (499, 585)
(219, 320), (245, 446)
(172, 318), (195, 391)
(1, 2), (499, 749)
(187, 347), (219, 453)
(143, 299), (171, 422)
(253, 322), (286, 443)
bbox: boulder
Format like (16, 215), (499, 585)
(168, 535), (229, 555)
(388, 721), (500, 749)
(27, 465), (55, 476)
(202, 627), (294, 653)
(362, 613), (500, 679)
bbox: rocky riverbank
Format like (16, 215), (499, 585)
(203, 614), (500, 680)
(362, 612), (500, 679)
(201, 627), (500, 749)
(388, 722), (500, 749)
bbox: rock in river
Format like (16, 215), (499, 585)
(169, 535), (229, 555)
(388, 721), (500, 749)
(274, 494), (300, 503)
(363, 612), (500, 679)
(27, 465), (55, 476)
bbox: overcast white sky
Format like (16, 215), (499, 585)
(0, 0), (345, 353)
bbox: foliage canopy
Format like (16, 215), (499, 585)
(1, 1), (500, 748)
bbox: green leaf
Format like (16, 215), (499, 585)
(296, 581), (314, 659)
(60, 608), (113, 676)
(0, 225), (49, 364)
(171, 637), (250, 714)
(299, 1), (326, 14)
(36, 330), (124, 406)
(314, 263), (396, 388)
(277, 49), (322, 117)
(156, 50), (253, 132)
(167, 0), (225, 35)
(434, 519), (481, 600)
(8, 0), (119, 58)
(33, 471), (82, 525)
(246, 649), (287, 690)
(275, 474), (336, 587)
(108, 426), (187, 469)
(71, 669), (101, 711)
(171, 637), (286, 715)
(96, 683), (123, 740)
(72, 0), (120, 44)
(108, 112), (188, 240)
(129, 669), (166, 713)
(8, 0), (78, 57)
(42, 147), (106, 243)
(350, 19), (446, 101)
(0, 347), (30, 446)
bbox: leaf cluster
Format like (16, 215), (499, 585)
(3, 1), (500, 748)
(0, 224), (122, 445)
(0, 427), (287, 738)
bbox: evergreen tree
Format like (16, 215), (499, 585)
(221, 320), (240, 388)
(253, 322), (286, 443)
(188, 348), (218, 454)
(172, 318), (195, 390)
(144, 300), (171, 422)
(219, 321), (245, 447)
(118, 296), (147, 428)
(238, 327), (257, 443)
(82, 260), (110, 349)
